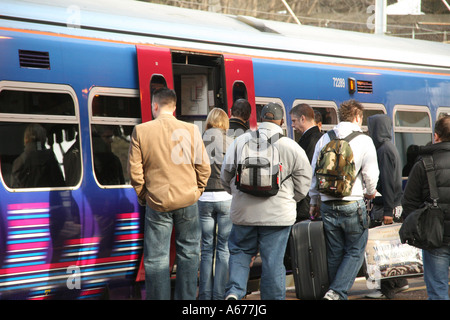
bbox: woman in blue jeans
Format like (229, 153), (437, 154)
(198, 108), (233, 300)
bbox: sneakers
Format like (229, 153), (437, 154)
(397, 285), (409, 293)
(225, 294), (238, 300)
(365, 285), (409, 299)
(322, 289), (340, 300)
(365, 290), (386, 299)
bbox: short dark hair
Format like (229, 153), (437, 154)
(339, 99), (363, 122)
(152, 87), (176, 107)
(231, 99), (251, 120)
(314, 110), (322, 124)
(290, 103), (314, 121)
(435, 115), (450, 142)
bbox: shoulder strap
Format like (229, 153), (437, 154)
(327, 130), (337, 140)
(344, 131), (363, 143)
(422, 155), (439, 205)
(326, 130), (362, 142)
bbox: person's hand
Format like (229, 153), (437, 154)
(383, 216), (394, 225)
(309, 205), (320, 220)
(364, 191), (377, 200)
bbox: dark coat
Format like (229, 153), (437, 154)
(296, 125), (323, 221)
(227, 118), (250, 139)
(402, 141), (450, 244)
(11, 143), (65, 188)
(367, 114), (403, 217)
(298, 125), (323, 163)
(203, 128), (232, 191)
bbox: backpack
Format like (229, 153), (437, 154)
(235, 130), (289, 197)
(315, 130), (363, 197)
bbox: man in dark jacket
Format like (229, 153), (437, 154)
(289, 103), (323, 221)
(368, 114), (403, 225)
(228, 99), (251, 138)
(366, 114), (408, 299)
(290, 103), (323, 163)
(402, 115), (450, 300)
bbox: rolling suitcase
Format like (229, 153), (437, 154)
(289, 220), (329, 300)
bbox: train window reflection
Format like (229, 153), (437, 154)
(437, 107), (450, 120)
(395, 110), (431, 128)
(0, 90), (75, 116)
(0, 83), (80, 189)
(92, 94), (140, 118)
(90, 89), (141, 187)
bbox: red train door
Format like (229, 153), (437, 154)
(135, 45), (176, 282)
(136, 45), (174, 122)
(223, 54), (256, 129)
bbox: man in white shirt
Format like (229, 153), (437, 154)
(309, 99), (379, 300)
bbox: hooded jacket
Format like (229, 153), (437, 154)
(367, 114), (403, 217)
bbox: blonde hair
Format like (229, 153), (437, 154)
(205, 108), (229, 130)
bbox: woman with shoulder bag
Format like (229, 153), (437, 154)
(401, 115), (450, 300)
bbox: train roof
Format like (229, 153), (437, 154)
(1, 0), (450, 72)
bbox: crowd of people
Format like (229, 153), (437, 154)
(128, 87), (450, 300)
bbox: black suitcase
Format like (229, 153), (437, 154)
(289, 220), (329, 300)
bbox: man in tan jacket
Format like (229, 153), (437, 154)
(128, 88), (210, 300)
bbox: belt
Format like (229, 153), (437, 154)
(323, 200), (357, 205)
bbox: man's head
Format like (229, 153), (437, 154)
(261, 102), (284, 126)
(231, 99), (251, 121)
(151, 87), (176, 118)
(434, 115), (450, 143)
(338, 99), (364, 126)
(289, 103), (315, 135)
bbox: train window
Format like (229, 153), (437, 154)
(393, 105), (432, 176)
(0, 90), (75, 116)
(89, 87), (141, 187)
(291, 100), (338, 140)
(233, 81), (248, 102)
(0, 81), (80, 189)
(150, 75), (167, 95)
(255, 97), (287, 136)
(437, 107), (450, 119)
(361, 103), (386, 132)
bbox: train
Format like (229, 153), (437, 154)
(1, 0), (449, 300)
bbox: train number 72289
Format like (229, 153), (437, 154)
(333, 77), (346, 88)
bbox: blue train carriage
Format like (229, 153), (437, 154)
(0, 0), (450, 299)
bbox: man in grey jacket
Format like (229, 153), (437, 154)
(221, 102), (312, 300)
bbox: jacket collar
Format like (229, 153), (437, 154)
(420, 141), (450, 155)
(258, 121), (283, 136)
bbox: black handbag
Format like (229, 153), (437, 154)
(399, 155), (444, 250)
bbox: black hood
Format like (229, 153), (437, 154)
(367, 114), (392, 149)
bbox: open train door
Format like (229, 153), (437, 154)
(135, 45), (176, 282)
(223, 54), (257, 129)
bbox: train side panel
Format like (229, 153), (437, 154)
(0, 30), (143, 299)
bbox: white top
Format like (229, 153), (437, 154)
(309, 121), (379, 205)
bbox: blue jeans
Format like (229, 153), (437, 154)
(321, 199), (368, 300)
(226, 224), (291, 300)
(198, 200), (232, 300)
(423, 246), (450, 300)
(144, 203), (200, 300)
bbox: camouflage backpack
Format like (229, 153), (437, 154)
(315, 130), (363, 197)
